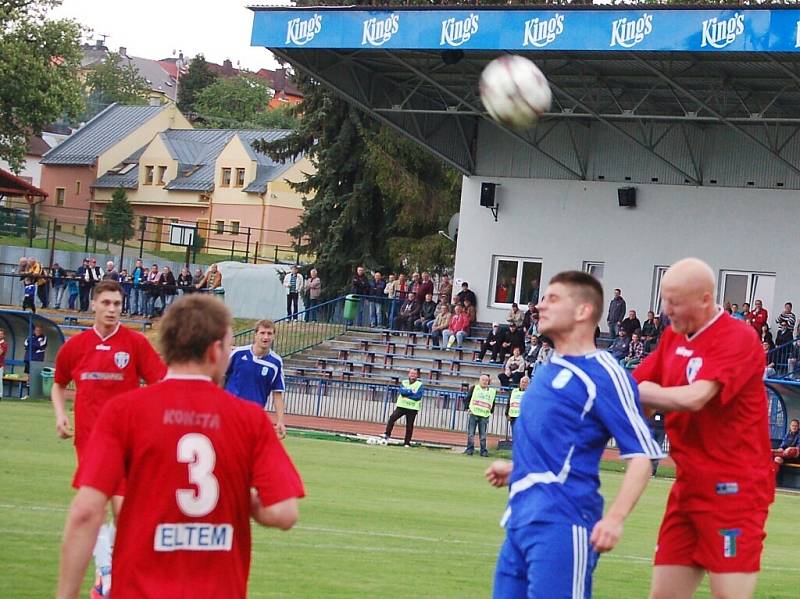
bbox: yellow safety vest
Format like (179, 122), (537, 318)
(508, 388), (525, 419)
(396, 379), (423, 411)
(469, 386), (496, 418)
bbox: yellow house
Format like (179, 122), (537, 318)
(92, 128), (314, 256)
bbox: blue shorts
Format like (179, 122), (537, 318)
(493, 521), (598, 599)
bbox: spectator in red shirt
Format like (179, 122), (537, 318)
(443, 304), (471, 349)
(749, 299), (768, 334)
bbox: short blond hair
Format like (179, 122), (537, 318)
(255, 319), (275, 332)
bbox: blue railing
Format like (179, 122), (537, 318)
(766, 336), (800, 379)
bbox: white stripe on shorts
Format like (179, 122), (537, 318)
(572, 524), (588, 599)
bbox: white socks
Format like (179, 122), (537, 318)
(93, 522), (115, 595)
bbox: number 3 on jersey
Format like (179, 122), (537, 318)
(176, 433), (219, 517)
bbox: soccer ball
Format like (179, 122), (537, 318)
(377, 437), (388, 446)
(479, 55), (552, 129)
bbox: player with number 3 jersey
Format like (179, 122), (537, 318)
(57, 294), (304, 599)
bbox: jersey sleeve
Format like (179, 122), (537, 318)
(595, 358), (664, 459)
(136, 334), (167, 384)
(692, 329), (762, 406)
(74, 398), (128, 497)
(274, 358), (285, 393)
(251, 411), (304, 507)
(54, 339), (75, 386)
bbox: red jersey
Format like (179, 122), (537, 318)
(634, 310), (774, 512)
(77, 377), (305, 598)
(54, 325), (166, 452)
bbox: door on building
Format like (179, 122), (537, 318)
(153, 218), (164, 251)
(719, 270), (776, 313)
(195, 219), (209, 250)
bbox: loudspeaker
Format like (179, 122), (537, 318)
(480, 182), (497, 207)
(618, 187), (636, 208)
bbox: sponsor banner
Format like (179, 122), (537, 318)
(251, 8), (800, 52)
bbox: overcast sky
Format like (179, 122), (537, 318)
(49, 0), (287, 71)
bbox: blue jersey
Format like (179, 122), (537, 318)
(503, 350), (663, 530)
(224, 345), (285, 408)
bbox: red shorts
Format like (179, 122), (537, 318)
(73, 444), (126, 497)
(654, 498), (767, 573)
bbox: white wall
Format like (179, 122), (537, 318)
(0, 156), (43, 187)
(454, 176), (797, 326)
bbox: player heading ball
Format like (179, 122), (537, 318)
(57, 294), (305, 599)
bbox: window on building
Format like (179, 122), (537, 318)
(230, 220), (240, 235)
(719, 270), (776, 312)
(144, 165), (154, 185)
(157, 166), (167, 186)
(55, 188), (65, 206)
(221, 168), (232, 187)
(75, 180), (81, 195)
(583, 261), (605, 281)
(490, 256), (542, 307)
(650, 265), (669, 314)
(235, 168), (246, 187)
(215, 220), (225, 234)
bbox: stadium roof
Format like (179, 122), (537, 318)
(249, 6), (800, 183)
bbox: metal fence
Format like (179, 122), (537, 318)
(766, 337), (800, 379)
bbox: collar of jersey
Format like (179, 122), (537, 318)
(164, 371), (213, 382)
(93, 323), (120, 342)
(551, 349), (603, 360)
(684, 306), (724, 343)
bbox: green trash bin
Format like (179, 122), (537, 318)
(343, 294), (360, 322)
(41, 367), (55, 397)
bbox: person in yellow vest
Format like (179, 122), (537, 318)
(464, 373), (496, 457)
(505, 376), (530, 428)
(383, 368), (424, 447)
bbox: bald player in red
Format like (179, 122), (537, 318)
(52, 279), (166, 597)
(633, 258), (774, 599)
(57, 294), (304, 599)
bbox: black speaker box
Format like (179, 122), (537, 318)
(480, 182), (497, 207)
(618, 187), (636, 207)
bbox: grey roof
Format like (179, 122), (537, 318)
(93, 165), (140, 189)
(125, 56), (177, 101)
(40, 104), (168, 166)
(236, 130), (298, 193)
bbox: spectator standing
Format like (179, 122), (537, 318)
(369, 271), (386, 327)
(304, 268), (322, 322)
(749, 299), (769, 334)
(119, 270), (132, 314)
(351, 266), (370, 326)
(498, 347), (526, 388)
(84, 258), (104, 305)
(409, 272), (421, 296)
(429, 304), (451, 349)
(438, 274), (453, 305)
(456, 282), (477, 307)
(51, 262), (66, 309)
(103, 261), (120, 281)
(760, 324), (774, 350)
(383, 368), (424, 447)
(620, 310), (641, 337)
(522, 302), (538, 332)
(76, 258), (90, 312)
(417, 272), (434, 300)
(283, 265), (304, 321)
(24, 324), (47, 373)
(414, 293), (437, 332)
(775, 320), (793, 348)
(464, 373), (495, 457)
(505, 376), (530, 428)
(0, 328), (6, 400)
(130, 259), (146, 315)
(443, 304), (470, 349)
(176, 267), (194, 295)
(66, 274), (79, 310)
(463, 297), (477, 324)
(731, 303), (745, 321)
(776, 302), (796, 331)
(197, 264), (223, 292)
(192, 267), (204, 287)
(145, 264), (161, 317)
(506, 303), (524, 328)
(22, 277), (36, 313)
(478, 323), (503, 363)
(160, 266), (177, 310)
(606, 288), (626, 336)
(28, 258), (49, 308)
(526, 278), (540, 304)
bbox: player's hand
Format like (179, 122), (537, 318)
(590, 516), (623, 553)
(274, 420), (287, 440)
(485, 460), (513, 487)
(55, 415), (73, 439)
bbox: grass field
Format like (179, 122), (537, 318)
(1, 401), (797, 598)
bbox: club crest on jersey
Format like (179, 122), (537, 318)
(114, 351), (130, 369)
(610, 13), (653, 48)
(285, 14), (322, 46)
(523, 13), (564, 48)
(552, 368), (573, 389)
(440, 13), (479, 47)
(261, 366), (269, 377)
(701, 12), (744, 49)
(719, 528), (741, 558)
(362, 14), (399, 47)
(686, 356), (703, 384)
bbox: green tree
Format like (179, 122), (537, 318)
(104, 187), (135, 244)
(85, 52), (150, 108)
(195, 74), (274, 128)
(0, 0), (84, 172)
(177, 54), (217, 114)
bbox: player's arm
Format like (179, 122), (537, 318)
(51, 382), (73, 438)
(57, 486), (108, 599)
(272, 391), (286, 439)
(590, 456), (651, 553)
(485, 460), (513, 487)
(637, 379), (721, 412)
(250, 489), (298, 530)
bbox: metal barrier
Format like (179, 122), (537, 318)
(767, 337), (799, 379)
